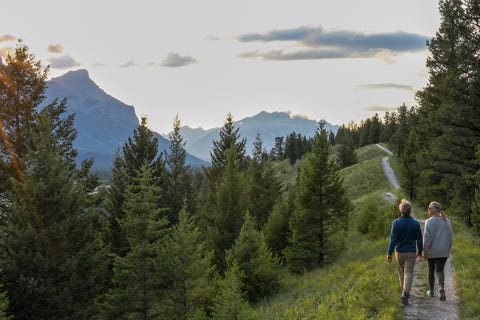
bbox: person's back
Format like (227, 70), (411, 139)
(424, 216), (453, 258)
(390, 216), (422, 254)
(423, 201), (453, 301)
(387, 199), (423, 305)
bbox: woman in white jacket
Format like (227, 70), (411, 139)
(423, 201), (453, 301)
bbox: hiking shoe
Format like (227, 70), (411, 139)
(426, 290), (434, 298)
(439, 288), (446, 301)
(401, 293), (409, 305)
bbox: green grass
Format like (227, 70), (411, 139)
(252, 144), (403, 319)
(341, 144), (393, 199)
(251, 233), (402, 320)
(262, 143), (480, 319)
(272, 158), (306, 186)
(341, 158), (391, 199)
(355, 143), (388, 162)
(449, 219), (480, 319)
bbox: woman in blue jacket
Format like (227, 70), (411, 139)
(387, 199), (423, 305)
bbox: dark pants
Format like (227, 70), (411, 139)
(427, 257), (448, 291)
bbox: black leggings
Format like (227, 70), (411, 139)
(427, 257), (448, 290)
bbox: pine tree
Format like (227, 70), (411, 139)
(263, 196), (293, 258)
(201, 115), (248, 255)
(380, 111), (397, 143)
(211, 262), (252, 320)
(166, 115), (194, 225)
(0, 289), (8, 320)
(0, 42), (107, 319)
(122, 116), (167, 184)
(400, 131), (420, 200)
(415, 0), (480, 224)
(0, 40), (78, 192)
(100, 163), (171, 319)
(210, 148), (248, 271)
(0, 112), (109, 319)
(285, 132), (300, 166)
(271, 136), (285, 160)
(206, 113), (247, 192)
(0, 41), (47, 176)
(246, 134), (281, 228)
(105, 152), (130, 256)
(226, 213), (280, 302)
(358, 118), (371, 147)
(169, 207), (216, 319)
(389, 104), (416, 157)
(209, 113), (246, 169)
(105, 117), (168, 255)
(337, 134), (358, 169)
(328, 130), (335, 145)
(285, 121), (351, 273)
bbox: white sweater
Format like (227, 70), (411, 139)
(423, 216), (453, 258)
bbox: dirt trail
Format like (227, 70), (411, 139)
(376, 144), (460, 320)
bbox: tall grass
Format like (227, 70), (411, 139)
(450, 219), (480, 319)
(251, 232), (402, 319)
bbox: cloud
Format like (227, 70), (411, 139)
(365, 105), (398, 112)
(0, 35), (16, 43)
(120, 59), (138, 68)
(355, 83), (414, 91)
(47, 43), (63, 53)
(236, 26), (428, 61)
(206, 34), (221, 41)
(239, 48), (364, 60)
(160, 52), (197, 67)
(48, 55), (81, 69)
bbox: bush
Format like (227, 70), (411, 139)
(355, 194), (396, 240)
(226, 213), (280, 302)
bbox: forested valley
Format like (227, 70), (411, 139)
(1, 0), (480, 318)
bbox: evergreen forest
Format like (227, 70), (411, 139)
(1, 0), (480, 318)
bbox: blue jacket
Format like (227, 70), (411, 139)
(387, 216), (423, 256)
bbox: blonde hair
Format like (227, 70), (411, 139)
(429, 201), (447, 220)
(399, 199), (412, 216)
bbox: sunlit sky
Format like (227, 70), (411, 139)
(1, 0), (441, 134)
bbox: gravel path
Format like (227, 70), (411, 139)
(377, 144), (460, 320)
(403, 219), (460, 320)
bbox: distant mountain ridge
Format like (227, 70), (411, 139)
(44, 69), (338, 171)
(178, 111), (338, 161)
(44, 69), (208, 172)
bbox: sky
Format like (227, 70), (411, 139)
(1, 0), (441, 134)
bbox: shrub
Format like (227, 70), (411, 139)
(355, 193), (395, 240)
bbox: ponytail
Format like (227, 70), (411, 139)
(439, 210), (447, 220)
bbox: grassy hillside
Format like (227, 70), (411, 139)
(264, 143), (480, 319)
(252, 144), (403, 319)
(341, 144), (392, 199)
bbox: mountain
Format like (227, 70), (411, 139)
(43, 69), (337, 170)
(44, 69), (208, 173)
(179, 111), (339, 161)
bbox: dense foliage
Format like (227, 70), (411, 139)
(0, 41), (108, 319)
(285, 121), (351, 273)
